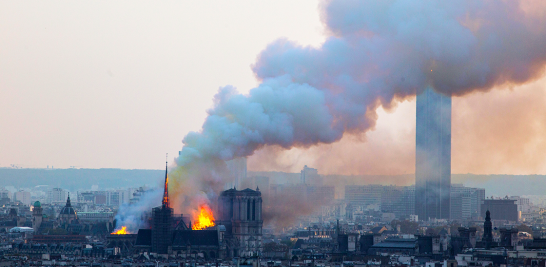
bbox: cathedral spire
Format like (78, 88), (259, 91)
(483, 210), (493, 249)
(162, 154), (169, 208)
(66, 193), (71, 207)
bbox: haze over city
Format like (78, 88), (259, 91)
(3, 1), (546, 266)
(2, 1), (546, 175)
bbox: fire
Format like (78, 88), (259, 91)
(112, 226), (129, 235)
(192, 204), (215, 230)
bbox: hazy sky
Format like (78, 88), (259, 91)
(0, 1), (325, 169)
(2, 1), (546, 174)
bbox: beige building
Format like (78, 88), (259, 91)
(14, 190), (31, 206)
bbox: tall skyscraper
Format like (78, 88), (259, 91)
(415, 87), (452, 220)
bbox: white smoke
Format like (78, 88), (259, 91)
(149, 0), (546, 224)
(114, 189), (161, 233)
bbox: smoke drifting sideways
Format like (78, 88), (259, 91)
(167, 0), (546, 226)
(114, 189), (162, 233)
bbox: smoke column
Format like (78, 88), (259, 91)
(130, 0), (546, 227)
(114, 189), (161, 232)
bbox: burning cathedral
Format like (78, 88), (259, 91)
(129, 160), (263, 259)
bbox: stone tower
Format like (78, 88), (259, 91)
(217, 188), (263, 257)
(32, 201), (43, 233)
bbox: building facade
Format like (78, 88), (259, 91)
(300, 165), (321, 185)
(345, 185), (415, 218)
(345, 185), (383, 207)
(481, 199), (518, 222)
(509, 196), (531, 213)
(14, 191), (31, 206)
(47, 188), (68, 204)
(450, 184), (485, 221)
(217, 188), (263, 257)
(415, 87), (452, 220)
(78, 212), (114, 222)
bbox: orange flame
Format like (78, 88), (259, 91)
(112, 226), (130, 235)
(192, 204), (215, 230)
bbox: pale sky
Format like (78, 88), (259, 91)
(2, 1), (546, 175)
(0, 1), (326, 169)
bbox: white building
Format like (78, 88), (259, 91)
(47, 188), (68, 204)
(106, 190), (131, 206)
(451, 184), (485, 221)
(14, 191), (31, 206)
(10, 227), (34, 233)
(510, 196), (532, 213)
(78, 211), (114, 222)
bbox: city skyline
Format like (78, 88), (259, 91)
(3, 1), (546, 265)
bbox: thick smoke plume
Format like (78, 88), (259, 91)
(128, 0), (546, 228)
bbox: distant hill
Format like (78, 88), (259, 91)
(2, 168), (543, 196)
(0, 168), (164, 191)
(451, 174), (546, 196)
(250, 171), (546, 197)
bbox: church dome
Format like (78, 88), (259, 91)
(59, 194), (77, 217)
(59, 206), (76, 216)
(33, 201), (41, 208)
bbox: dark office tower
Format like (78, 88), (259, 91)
(415, 87), (451, 220)
(151, 160), (173, 254)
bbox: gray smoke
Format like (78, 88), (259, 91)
(168, 0), (546, 225)
(114, 189), (161, 233)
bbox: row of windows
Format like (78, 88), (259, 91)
(229, 199), (259, 221)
